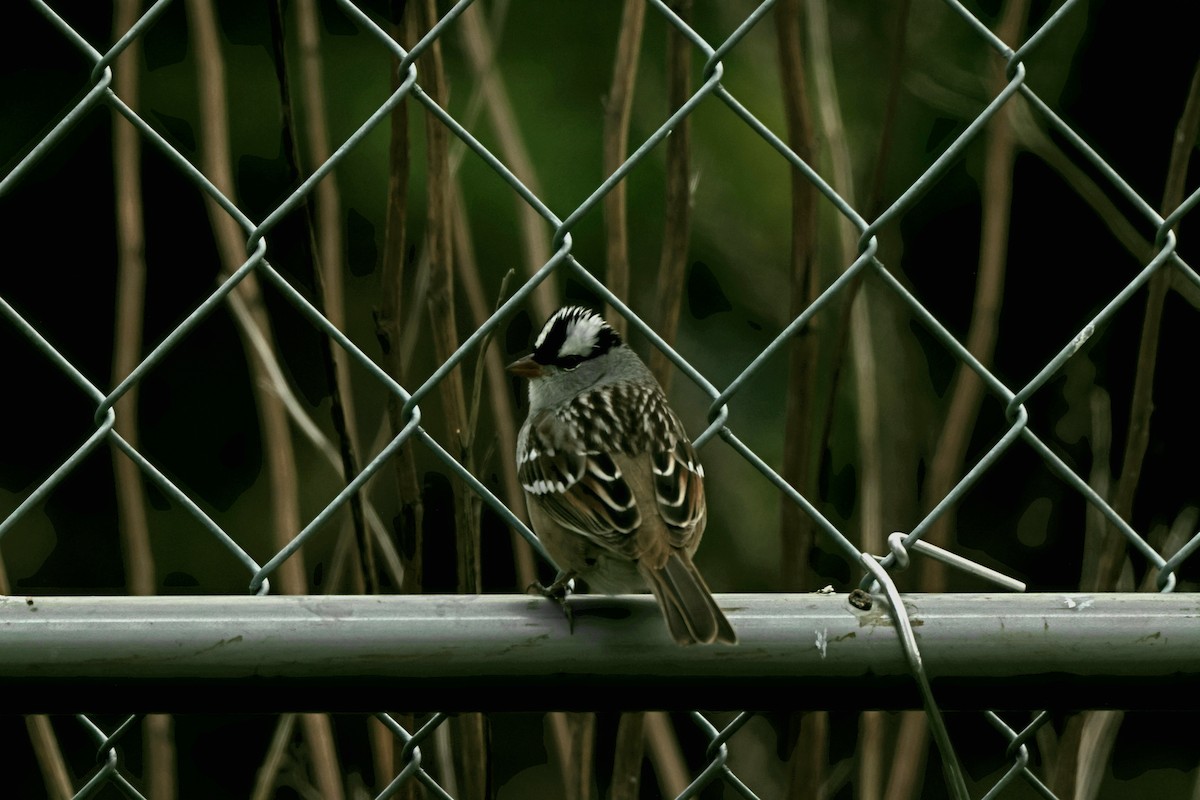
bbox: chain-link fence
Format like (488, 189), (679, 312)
(2, 0), (1198, 797)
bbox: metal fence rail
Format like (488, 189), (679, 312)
(3, 593), (1200, 712)
(2, 0), (1198, 798)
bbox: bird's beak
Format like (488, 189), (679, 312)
(506, 355), (544, 378)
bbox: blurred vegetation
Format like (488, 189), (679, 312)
(1, 0), (1198, 798)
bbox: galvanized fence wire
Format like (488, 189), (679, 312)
(1, 0), (1198, 797)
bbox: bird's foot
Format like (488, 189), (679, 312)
(528, 573), (576, 633)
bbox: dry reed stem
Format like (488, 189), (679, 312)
(919, 0), (1027, 580)
(289, 0), (376, 593)
(887, 3), (1028, 797)
(602, 9), (650, 783)
(511, 3), (650, 785)
(806, 0), (883, 557)
(456, 2), (555, 321)
(637, 7), (699, 794)
(416, 0), (477, 591)
(1075, 509), (1198, 799)
(250, 713), (298, 800)
(111, 0), (155, 602)
(857, 711), (884, 800)
(226, 288), (405, 586)
(415, 3), (488, 794)
(186, 3), (343, 797)
(774, 1), (830, 794)
(563, 712), (597, 800)
(648, 0), (693, 391)
(645, 712), (689, 798)
(0, 567), (73, 798)
(611, 712), (647, 800)
(25, 716), (73, 800)
(111, 3), (178, 795)
(774, 0), (820, 594)
(1094, 59), (1200, 591)
(853, 5), (911, 788)
(785, 712), (830, 800)
(602, 0), (646, 338)
(805, 3), (889, 792)
(379, 5), (424, 599)
(3, 568), (72, 798)
(1061, 62), (1200, 798)
(451, 194), (537, 587)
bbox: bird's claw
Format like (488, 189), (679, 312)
(528, 574), (577, 633)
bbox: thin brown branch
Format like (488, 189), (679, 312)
(0, 577), (73, 799)
(644, 712), (689, 798)
(251, 714), (299, 800)
(888, 3), (1028, 798)
(1094, 58), (1200, 591)
(272, 0), (376, 594)
(602, 0), (647, 338)
(883, 712), (929, 800)
(186, 3), (342, 798)
(1074, 508), (1199, 798)
(186, 0), (307, 591)
(142, 715), (176, 800)
(442, 0), (540, 593)
(864, 0), (912, 220)
(6, 567), (72, 798)
(610, 27), (650, 712)
(461, 264), (512, 458)
(449, 714), (490, 800)
(563, 713), (597, 800)
(857, 712), (884, 800)
(456, 2), (555, 321)
(25, 716), (73, 800)
(806, 0), (883, 555)
(785, 712), (829, 800)
(920, 0), (1028, 581)
(649, 0), (693, 391)
(1067, 66), (1200, 791)
(1081, 387), (1113, 588)
(300, 714), (343, 800)
(539, 714), (578, 800)
(368, 716), (398, 800)
(452, 200), (537, 588)
(809, 22), (921, 789)
(111, 0), (154, 601)
(226, 301), (405, 588)
(295, 0), (353, 367)
(1050, 394), (1102, 783)
(112, 3), (178, 796)
(857, 6), (909, 794)
(417, 0), (477, 592)
(914, 64), (1200, 312)
(611, 712), (646, 800)
(775, 2), (829, 795)
(377, 4), (424, 598)
(415, 6), (487, 796)
(774, 0), (820, 599)
(1035, 713), (1060, 791)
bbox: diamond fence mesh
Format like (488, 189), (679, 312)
(1, 0), (1198, 798)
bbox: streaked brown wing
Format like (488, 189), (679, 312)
(650, 419), (706, 548)
(519, 410), (642, 549)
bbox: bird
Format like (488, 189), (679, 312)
(508, 305), (736, 645)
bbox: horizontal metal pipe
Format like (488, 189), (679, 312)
(1, 593), (1196, 712)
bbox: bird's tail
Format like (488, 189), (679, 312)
(643, 553), (737, 645)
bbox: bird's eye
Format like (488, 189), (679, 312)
(558, 354), (585, 370)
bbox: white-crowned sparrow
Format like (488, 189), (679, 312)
(508, 306), (736, 645)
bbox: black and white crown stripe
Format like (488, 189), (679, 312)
(530, 306), (622, 366)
